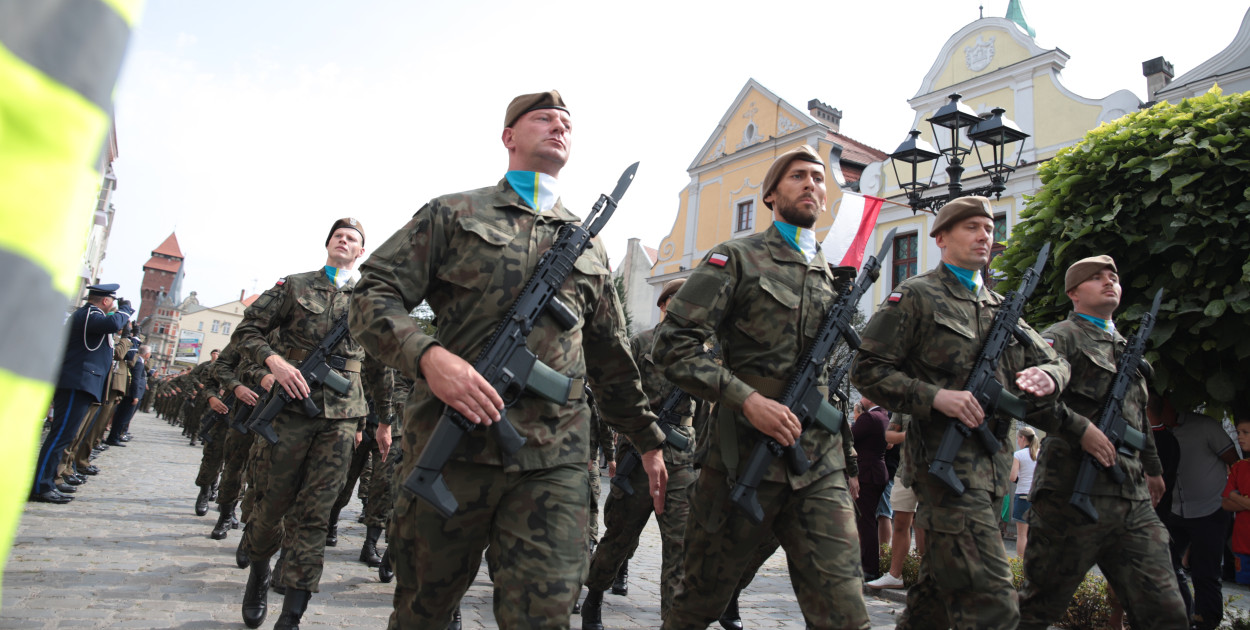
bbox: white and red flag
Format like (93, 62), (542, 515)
(822, 191), (885, 270)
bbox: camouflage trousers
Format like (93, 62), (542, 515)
(663, 467), (868, 630)
(362, 434), (399, 528)
(1019, 491), (1187, 630)
(896, 482), (1015, 630)
(195, 420), (228, 488)
(587, 460), (696, 617)
(243, 411), (357, 592)
(217, 417), (253, 508)
(587, 462), (602, 548)
(332, 435), (377, 515)
(239, 434), (268, 524)
(387, 461), (588, 630)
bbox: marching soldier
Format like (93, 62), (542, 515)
(1017, 256), (1187, 629)
(350, 90), (669, 629)
(653, 145), (868, 629)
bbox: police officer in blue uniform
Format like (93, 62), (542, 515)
(31, 283), (134, 503)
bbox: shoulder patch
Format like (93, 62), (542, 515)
(707, 253), (729, 268)
(275, 277), (286, 286)
(887, 291), (903, 304)
(1043, 337), (1054, 346)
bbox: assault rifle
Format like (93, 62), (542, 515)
(228, 387), (262, 435)
(244, 314), (353, 445)
(403, 163), (640, 518)
(928, 242), (1052, 496)
(198, 393), (237, 444)
(729, 229), (896, 524)
(1070, 289), (1163, 521)
(611, 382), (697, 496)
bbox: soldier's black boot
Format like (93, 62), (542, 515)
(241, 559), (271, 629)
(194, 485), (211, 516)
(718, 588), (743, 630)
(360, 525), (383, 567)
(211, 502), (236, 540)
(209, 479), (220, 502)
(325, 506), (341, 547)
(271, 550), (287, 596)
(378, 546), (393, 583)
(611, 560), (629, 596)
(274, 588), (311, 630)
(446, 606), (462, 630)
(235, 527), (251, 569)
(580, 589), (605, 630)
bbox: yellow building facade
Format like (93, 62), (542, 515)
(647, 80), (848, 314)
(861, 16), (1142, 312)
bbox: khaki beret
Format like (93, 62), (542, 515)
(326, 217), (364, 246)
(762, 145), (824, 209)
(657, 278), (686, 307)
(1065, 255), (1117, 293)
(929, 196), (995, 237)
(504, 90), (569, 128)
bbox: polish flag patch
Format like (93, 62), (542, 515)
(887, 292), (903, 303)
(1044, 337), (1055, 346)
(275, 277), (286, 286)
(708, 253), (729, 268)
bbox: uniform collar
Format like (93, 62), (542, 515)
(937, 264), (995, 304)
(1067, 311), (1124, 344)
(494, 177), (578, 223)
(764, 223), (830, 272)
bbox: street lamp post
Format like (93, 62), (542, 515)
(889, 93), (1030, 214)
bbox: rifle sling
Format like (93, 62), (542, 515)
(286, 348), (361, 373)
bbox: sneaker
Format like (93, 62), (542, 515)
(866, 573), (904, 589)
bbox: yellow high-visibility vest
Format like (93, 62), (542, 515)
(0, 0), (144, 603)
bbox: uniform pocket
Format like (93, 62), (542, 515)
(435, 215), (515, 294)
(733, 275), (800, 341)
(918, 309), (977, 376)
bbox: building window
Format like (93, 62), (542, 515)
(221, 322), (231, 335)
(892, 232), (918, 289)
(198, 322), (203, 331)
(211, 320), (220, 333)
(986, 213), (1009, 288)
(735, 200), (754, 233)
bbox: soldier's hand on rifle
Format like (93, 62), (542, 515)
(208, 396), (229, 414)
(1080, 424), (1116, 468)
(608, 460), (616, 478)
(234, 385), (259, 406)
(419, 346), (503, 425)
(742, 392), (801, 446)
(642, 448), (668, 515)
(260, 374), (276, 392)
(1147, 474), (1165, 508)
(933, 389), (984, 428)
(266, 355), (310, 399)
(1015, 366), (1056, 397)
(377, 423), (392, 461)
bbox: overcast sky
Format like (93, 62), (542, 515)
(104, 0), (1248, 308)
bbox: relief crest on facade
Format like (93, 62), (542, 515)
(964, 34), (996, 72)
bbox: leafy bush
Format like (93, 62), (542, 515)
(996, 86), (1250, 417)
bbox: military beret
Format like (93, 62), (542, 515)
(929, 196), (995, 237)
(1065, 255), (1117, 293)
(326, 217), (364, 246)
(86, 283), (120, 297)
(504, 90), (569, 129)
(762, 145), (824, 210)
(657, 278), (686, 307)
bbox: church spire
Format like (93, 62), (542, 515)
(1006, 0), (1036, 37)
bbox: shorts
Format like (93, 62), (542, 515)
(1011, 494), (1031, 524)
(892, 481), (918, 513)
(876, 479), (894, 519)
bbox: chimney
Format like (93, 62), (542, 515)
(240, 289), (245, 301)
(1142, 56), (1174, 102)
(807, 99), (842, 132)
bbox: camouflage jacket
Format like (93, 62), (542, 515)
(232, 269), (368, 419)
(652, 224), (848, 489)
(350, 178), (663, 471)
(1032, 313), (1162, 500)
(184, 359), (217, 402)
(851, 264), (1071, 497)
(626, 326), (697, 467)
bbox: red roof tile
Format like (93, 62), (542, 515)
(644, 246), (658, 264)
(827, 131), (889, 166)
(153, 232), (183, 258)
(143, 257), (182, 273)
(242, 294), (259, 307)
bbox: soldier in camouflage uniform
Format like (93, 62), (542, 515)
(851, 196), (1102, 630)
(1018, 256), (1186, 629)
(653, 145), (868, 630)
(581, 279), (697, 628)
(232, 217), (370, 630)
(350, 90), (669, 630)
(585, 388), (615, 552)
(206, 342), (271, 541)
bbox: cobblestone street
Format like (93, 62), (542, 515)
(2, 411), (902, 628)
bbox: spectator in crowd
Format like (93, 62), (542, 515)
(867, 413), (923, 590)
(1221, 416), (1250, 584)
(1148, 390), (1193, 620)
(1011, 426), (1039, 557)
(1166, 394), (1238, 630)
(852, 398), (890, 580)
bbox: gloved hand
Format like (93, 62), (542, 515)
(116, 298), (134, 314)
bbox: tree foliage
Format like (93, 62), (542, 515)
(996, 87), (1250, 416)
